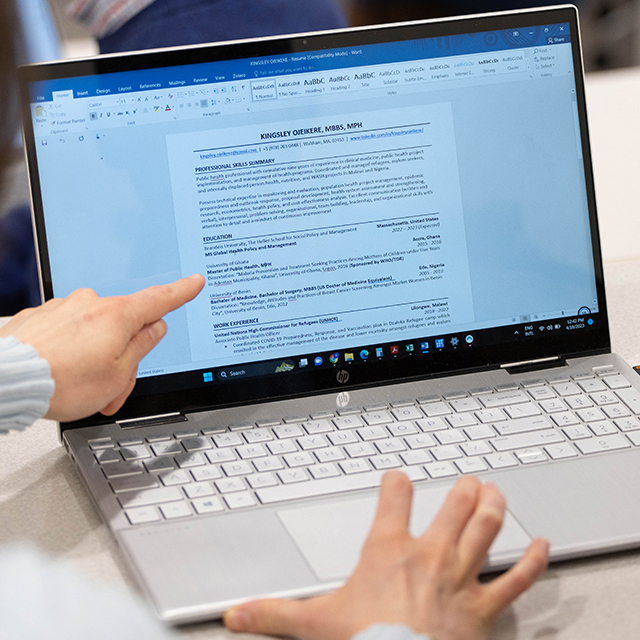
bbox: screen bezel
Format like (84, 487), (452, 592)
(17, 5), (611, 431)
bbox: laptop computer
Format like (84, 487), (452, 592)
(17, 4), (640, 625)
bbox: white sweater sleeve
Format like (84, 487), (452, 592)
(353, 624), (433, 640)
(0, 335), (55, 433)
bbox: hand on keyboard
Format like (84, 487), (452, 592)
(224, 472), (549, 640)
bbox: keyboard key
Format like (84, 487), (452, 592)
(278, 468), (310, 484)
(119, 487), (182, 508)
(400, 449), (432, 465)
(192, 496), (224, 514)
(422, 402), (451, 417)
(256, 467), (425, 504)
(575, 434), (632, 454)
(562, 424), (592, 440)
(603, 404), (631, 419)
(527, 387), (556, 401)
(464, 424), (495, 440)
(253, 456), (285, 472)
(237, 444), (268, 459)
(424, 461), (458, 479)
(302, 420), (334, 434)
(449, 397), (481, 412)
(590, 391), (617, 406)
(191, 466), (222, 481)
(184, 482), (216, 498)
(504, 403), (540, 419)
(339, 459), (371, 475)
(551, 412), (579, 427)
(357, 426), (389, 441)
(144, 458), (176, 473)
(404, 433), (436, 449)
(578, 378), (607, 393)
(309, 463), (341, 479)
(603, 375), (631, 390)
(103, 462), (143, 479)
(446, 414), (477, 428)
(173, 429), (199, 438)
(494, 415), (552, 435)
(213, 432), (243, 448)
(492, 429), (563, 452)
(224, 492), (257, 510)
(205, 448), (236, 463)
(255, 419), (281, 428)
(243, 428), (274, 443)
(146, 434), (170, 443)
(273, 425), (304, 439)
(283, 451), (315, 467)
(370, 454), (402, 470)
(475, 408), (506, 424)
(120, 445), (151, 461)
(388, 421), (419, 436)
(391, 406), (423, 421)
(89, 437), (114, 450)
(125, 506), (160, 525)
(95, 449), (121, 464)
(297, 435), (329, 450)
(216, 477), (246, 493)
(159, 469), (192, 486)
(159, 502), (192, 519)
(151, 442), (183, 457)
(460, 440), (492, 457)
(626, 431), (640, 446)
(431, 445), (462, 461)
(315, 447), (346, 463)
(480, 390), (529, 408)
(362, 411), (393, 426)
(222, 461), (253, 476)
(110, 475), (158, 494)
(181, 437), (212, 452)
(576, 407), (606, 422)
(267, 440), (298, 455)
(588, 421), (617, 436)
(552, 382), (580, 397)
(333, 416), (364, 430)
(247, 472), (278, 489)
(416, 417), (448, 432)
(616, 387), (640, 413)
(565, 395), (593, 410)
(119, 437), (143, 447)
(485, 452), (518, 469)
(434, 430), (466, 445)
(545, 442), (578, 460)
(345, 442), (376, 458)
(538, 398), (566, 413)
(327, 431), (358, 446)
(615, 417), (640, 432)
(515, 448), (548, 464)
(375, 438), (407, 453)
(455, 456), (488, 474)
(174, 452), (205, 468)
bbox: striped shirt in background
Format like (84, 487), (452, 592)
(67, 0), (157, 38)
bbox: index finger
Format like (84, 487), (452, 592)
(365, 471), (413, 546)
(124, 274), (204, 330)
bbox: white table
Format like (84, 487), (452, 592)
(3, 67), (640, 639)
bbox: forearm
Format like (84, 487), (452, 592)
(0, 336), (54, 433)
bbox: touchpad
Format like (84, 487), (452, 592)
(277, 484), (532, 582)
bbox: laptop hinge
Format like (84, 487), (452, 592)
(500, 355), (566, 375)
(116, 412), (187, 429)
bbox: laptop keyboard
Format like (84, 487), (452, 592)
(87, 365), (640, 526)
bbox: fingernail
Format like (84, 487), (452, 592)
(150, 321), (167, 342)
(224, 607), (250, 630)
(188, 273), (203, 281)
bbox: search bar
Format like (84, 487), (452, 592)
(217, 359), (295, 381)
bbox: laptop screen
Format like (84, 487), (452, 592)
(19, 6), (609, 424)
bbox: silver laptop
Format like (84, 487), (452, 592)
(18, 5), (640, 625)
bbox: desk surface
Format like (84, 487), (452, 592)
(3, 67), (640, 639)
